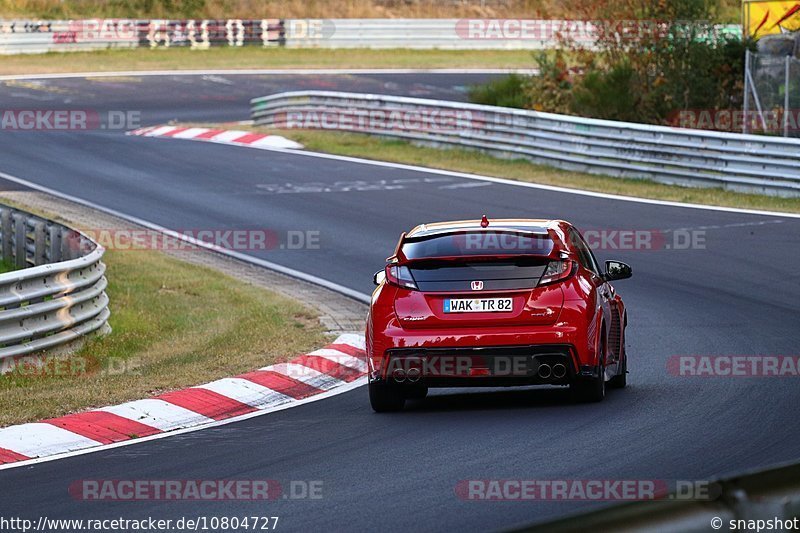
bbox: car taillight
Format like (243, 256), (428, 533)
(385, 264), (418, 290)
(537, 260), (576, 287)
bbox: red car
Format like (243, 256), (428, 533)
(366, 217), (632, 412)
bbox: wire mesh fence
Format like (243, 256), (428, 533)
(744, 48), (800, 137)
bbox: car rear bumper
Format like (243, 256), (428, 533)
(372, 343), (583, 387)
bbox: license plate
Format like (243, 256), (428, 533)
(444, 298), (513, 313)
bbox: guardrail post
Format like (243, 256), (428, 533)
(14, 214), (26, 269)
(784, 55), (791, 138)
(0, 208), (10, 262)
(49, 225), (62, 263)
(33, 221), (46, 266)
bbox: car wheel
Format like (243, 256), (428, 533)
(404, 386), (428, 400)
(609, 347), (627, 389)
(369, 381), (406, 412)
(571, 346), (606, 403)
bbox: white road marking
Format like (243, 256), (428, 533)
(0, 423), (101, 458)
(238, 146), (800, 219)
(264, 363), (345, 391)
(671, 219), (786, 232)
(248, 135), (303, 150)
(0, 170), (371, 303)
(307, 349), (367, 372)
(171, 127), (211, 139)
(100, 399), (214, 432)
(200, 377), (293, 409)
(142, 125), (177, 137)
(335, 333), (366, 350)
(439, 182), (492, 189)
(201, 75), (234, 85)
(0, 377), (366, 470)
(210, 130), (249, 142)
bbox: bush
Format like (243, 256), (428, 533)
(571, 61), (644, 121)
(468, 0), (754, 129)
(468, 73), (531, 109)
(525, 51), (577, 114)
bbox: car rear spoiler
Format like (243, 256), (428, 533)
(389, 228), (569, 265)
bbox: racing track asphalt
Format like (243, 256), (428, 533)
(0, 72), (798, 532)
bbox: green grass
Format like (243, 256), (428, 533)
(0, 47), (537, 76)
(0, 229), (328, 427)
(219, 126), (800, 214)
(0, 259), (15, 273)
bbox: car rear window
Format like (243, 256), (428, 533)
(409, 260), (549, 292)
(402, 231), (554, 259)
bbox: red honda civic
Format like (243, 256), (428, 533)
(366, 217), (632, 412)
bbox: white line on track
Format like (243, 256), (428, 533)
(0, 170), (371, 303)
(5, 66), (795, 219)
(148, 138), (800, 219)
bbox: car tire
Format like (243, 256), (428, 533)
(571, 346), (606, 403)
(609, 348), (627, 389)
(404, 386), (428, 400)
(369, 381), (406, 412)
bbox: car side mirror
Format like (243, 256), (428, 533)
(373, 269), (385, 286)
(603, 260), (632, 281)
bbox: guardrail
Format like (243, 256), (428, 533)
(284, 18), (742, 49)
(0, 205), (109, 361)
(0, 18), (740, 54)
(0, 19), (284, 54)
(518, 460), (800, 532)
(251, 91), (800, 197)
(285, 18), (553, 49)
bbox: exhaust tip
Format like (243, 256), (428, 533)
(538, 363), (552, 379)
(392, 368), (407, 382)
(407, 367), (421, 383)
(552, 363), (567, 379)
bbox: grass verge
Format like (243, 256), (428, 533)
(0, 207), (328, 427)
(0, 47), (536, 76)
(206, 125), (800, 214)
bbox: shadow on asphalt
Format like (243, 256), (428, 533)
(403, 386), (581, 412)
